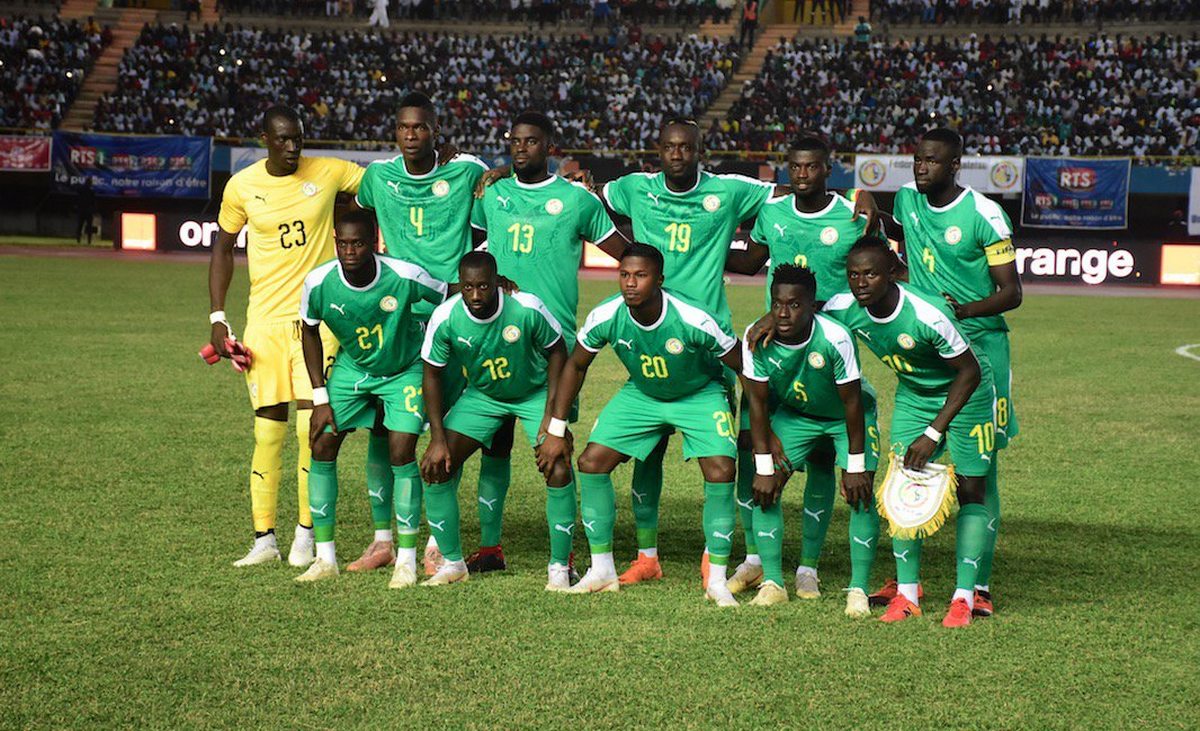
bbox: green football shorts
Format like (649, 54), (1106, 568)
(771, 401), (882, 472)
(444, 386), (548, 450)
(588, 381), (738, 461)
(970, 328), (1017, 449)
(327, 357), (424, 435)
(888, 369), (997, 478)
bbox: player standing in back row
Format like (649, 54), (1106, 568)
(209, 105), (363, 569)
(876, 127), (1021, 617)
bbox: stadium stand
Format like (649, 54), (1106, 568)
(706, 32), (1200, 157)
(92, 24), (741, 151)
(0, 14), (108, 129)
(869, 0), (1199, 25)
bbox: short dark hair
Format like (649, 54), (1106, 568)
(512, 110), (555, 139)
(398, 91), (436, 116)
(848, 234), (894, 260)
(335, 209), (377, 241)
(790, 133), (831, 160)
(921, 127), (963, 158)
(261, 104), (301, 135)
(620, 242), (664, 276)
(661, 117), (701, 143)
(459, 250), (497, 276)
(770, 264), (817, 301)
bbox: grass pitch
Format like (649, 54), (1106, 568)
(1, 253), (1198, 729)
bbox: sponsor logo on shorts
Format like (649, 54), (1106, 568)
(302, 182), (318, 197)
(665, 338), (684, 355)
(820, 226), (839, 245)
(944, 226), (963, 245)
(432, 180), (450, 197)
(503, 325), (521, 343)
(897, 333), (916, 350)
(703, 194), (721, 212)
(379, 296), (398, 312)
(808, 352), (826, 369)
(545, 198), (564, 215)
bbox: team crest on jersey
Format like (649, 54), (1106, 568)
(702, 195), (721, 212)
(944, 226), (962, 245)
(379, 295), (399, 312)
(665, 338), (684, 355)
(808, 352), (826, 369)
(432, 180), (450, 197)
(302, 182), (318, 197)
(545, 198), (564, 215)
(820, 226), (839, 245)
(503, 325), (521, 343)
(897, 333), (916, 350)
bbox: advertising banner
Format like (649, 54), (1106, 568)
(0, 135), (51, 171)
(854, 154), (1023, 194)
(1021, 157), (1130, 229)
(1188, 168), (1200, 236)
(52, 132), (211, 198)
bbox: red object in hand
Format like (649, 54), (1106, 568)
(199, 343), (221, 365)
(198, 339), (253, 371)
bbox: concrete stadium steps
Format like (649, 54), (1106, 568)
(701, 24), (797, 129)
(60, 5), (157, 130)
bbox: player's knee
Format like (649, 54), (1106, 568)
(547, 460), (572, 487)
(576, 448), (611, 475)
(388, 433), (418, 465)
(958, 475), (986, 505)
(311, 435), (340, 462)
(701, 457), (736, 483)
(807, 447), (835, 469)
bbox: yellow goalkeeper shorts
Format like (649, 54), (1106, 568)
(241, 319), (338, 410)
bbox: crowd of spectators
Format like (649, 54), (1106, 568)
(219, 0), (738, 28)
(706, 33), (1199, 157)
(93, 24), (740, 152)
(0, 15), (109, 130)
(869, 0), (1199, 26)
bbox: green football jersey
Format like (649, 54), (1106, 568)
(470, 174), (616, 341)
(741, 313), (877, 420)
(578, 291), (737, 401)
(602, 170), (773, 328)
(749, 192), (867, 305)
(422, 291), (563, 402)
(823, 284), (973, 396)
(355, 152), (489, 285)
(301, 255), (447, 377)
(893, 183), (1016, 336)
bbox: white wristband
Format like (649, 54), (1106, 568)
(312, 387), (329, 406)
(754, 453), (775, 476)
(923, 425), (943, 442)
(846, 453), (866, 474)
(547, 417), (568, 438)
(209, 310), (227, 325)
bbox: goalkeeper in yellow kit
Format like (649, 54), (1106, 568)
(208, 106), (364, 567)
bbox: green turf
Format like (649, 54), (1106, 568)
(1, 254), (1197, 729)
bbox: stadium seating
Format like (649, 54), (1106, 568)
(0, 15), (109, 129)
(869, 0), (1198, 26)
(92, 24), (741, 152)
(706, 32), (1200, 156)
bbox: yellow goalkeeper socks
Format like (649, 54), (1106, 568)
(250, 416), (287, 533)
(295, 409), (313, 528)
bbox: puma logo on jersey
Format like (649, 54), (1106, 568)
(631, 488), (647, 504)
(736, 497), (754, 511)
(773, 223), (788, 237)
(457, 336), (474, 348)
(855, 329), (872, 341)
(252, 470), (266, 480)
(368, 488), (385, 503)
(616, 338), (634, 350)
(330, 303), (347, 316)
(757, 528), (777, 539)
(768, 357), (784, 370)
(852, 536), (875, 548)
(386, 180), (403, 195)
(582, 519), (596, 532)
(646, 192), (661, 206)
(428, 519), (446, 532)
(478, 496), (498, 511)
(961, 556), (980, 569)
(893, 549), (910, 562)
(553, 523), (574, 535)
(803, 508), (825, 521)
(496, 195), (511, 208)
(395, 513), (415, 529)
(711, 529), (734, 543)
(909, 212), (920, 226)
(300, 467), (309, 474)
(253, 194), (267, 203)
(310, 503), (329, 518)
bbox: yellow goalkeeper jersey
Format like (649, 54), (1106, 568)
(218, 156), (365, 324)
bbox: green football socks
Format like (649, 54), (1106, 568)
(702, 481), (736, 565)
(366, 432), (394, 531)
(308, 458), (338, 543)
(631, 438), (667, 553)
(955, 503), (989, 592)
(752, 501), (785, 586)
(424, 479), (463, 562)
(391, 462), (423, 550)
(545, 481), (577, 566)
(893, 536), (922, 585)
(477, 454), (511, 548)
(579, 472), (616, 554)
(736, 450), (758, 557)
(848, 501), (880, 591)
(799, 461), (836, 569)
(976, 459), (1000, 588)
